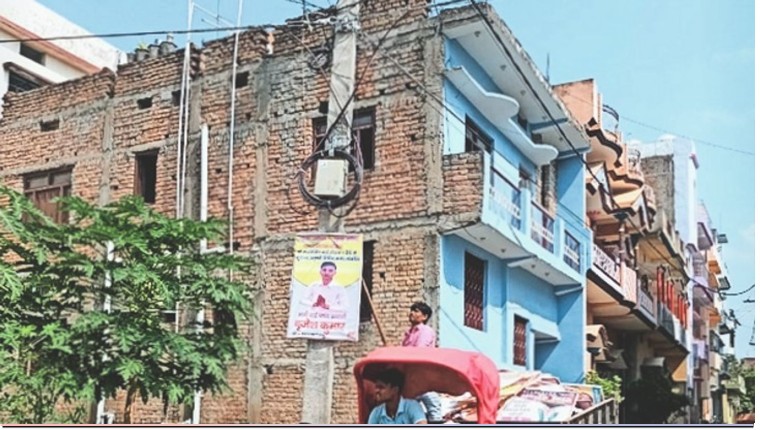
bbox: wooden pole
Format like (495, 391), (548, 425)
(363, 279), (387, 346)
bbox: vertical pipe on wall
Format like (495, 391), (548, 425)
(200, 124), (209, 249)
(175, 0), (194, 219)
(226, 0), (244, 262)
(96, 241), (114, 423)
(192, 124), (209, 425)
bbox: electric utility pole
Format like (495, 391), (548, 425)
(300, 0), (360, 424)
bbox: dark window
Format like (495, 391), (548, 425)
(318, 100), (329, 114)
(162, 306), (178, 324)
(513, 315), (528, 366)
(464, 252), (485, 331)
(465, 116), (493, 153)
(360, 240), (376, 322)
(19, 43), (45, 64)
(171, 90), (182, 106)
(8, 70), (42, 93)
(134, 151), (158, 204)
(235, 71), (249, 88)
(24, 169), (72, 224)
(137, 97), (153, 109)
(40, 119), (59, 132)
(312, 107), (376, 170)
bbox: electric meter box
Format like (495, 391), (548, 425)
(314, 158), (347, 197)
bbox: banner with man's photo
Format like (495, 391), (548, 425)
(286, 233), (363, 341)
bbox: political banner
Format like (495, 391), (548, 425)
(286, 233), (363, 341)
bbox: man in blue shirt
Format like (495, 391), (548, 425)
(368, 368), (427, 424)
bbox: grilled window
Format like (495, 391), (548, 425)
(312, 107), (376, 170)
(513, 315), (528, 366)
(464, 252), (485, 331)
(134, 151), (158, 204)
(24, 169), (72, 224)
(465, 116), (492, 153)
(360, 240), (376, 322)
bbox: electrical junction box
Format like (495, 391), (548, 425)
(314, 158), (347, 197)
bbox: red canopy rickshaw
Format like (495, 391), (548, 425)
(353, 347), (500, 424)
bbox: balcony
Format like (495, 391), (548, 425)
(488, 172), (521, 230)
(589, 244), (638, 302)
(442, 151), (589, 286)
(592, 243), (621, 293)
(641, 211), (686, 268)
(637, 284), (656, 323)
(651, 301), (689, 352)
(620, 264), (637, 303)
(658, 301), (677, 339)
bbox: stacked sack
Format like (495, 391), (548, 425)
(439, 370), (604, 423)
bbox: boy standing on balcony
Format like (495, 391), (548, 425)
(402, 301), (442, 422)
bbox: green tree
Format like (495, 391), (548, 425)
(0, 187), (251, 423)
(585, 370), (622, 402)
(726, 355), (755, 414)
(623, 367), (690, 424)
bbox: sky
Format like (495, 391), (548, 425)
(35, 0), (756, 358)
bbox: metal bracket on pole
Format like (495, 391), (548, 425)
(334, 14), (361, 33)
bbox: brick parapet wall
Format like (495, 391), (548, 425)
(442, 151), (483, 216)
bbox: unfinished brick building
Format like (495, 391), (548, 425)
(0, 1), (590, 424)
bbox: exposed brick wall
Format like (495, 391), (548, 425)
(442, 152), (483, 216)
(1, 69), (114, 122)
(639, 155), (674, 223)
(0, 1), (487, 425)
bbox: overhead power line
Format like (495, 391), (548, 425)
(464, 0), (742, 296)
(0, 25), (271, 44)
(723, 284), (755, 297)
(562, 92), (755, 156)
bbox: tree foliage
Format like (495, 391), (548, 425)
(726, 355), (755, 414)
(585, 370), (622, 403)
(623, 367), (690, 424)
(0, 187), (252, 423)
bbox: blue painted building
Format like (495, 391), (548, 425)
(437, 17), (592, 383)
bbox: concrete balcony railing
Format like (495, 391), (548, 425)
(563, 234), (582, 273)
(442, 151), (589, 285)
(658, 301), (676, 337)
(637, 284), (656, 323)
(591, 243), (638, 304)
(621, 264), (638, 303)
(592, 243), (621, 288)
(488, 172), (521, 230)
(658, 301), (686, 346)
